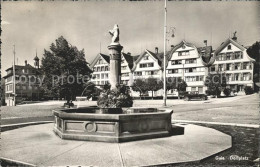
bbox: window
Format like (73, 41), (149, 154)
(234, 74), (239, 81)
(191, 87), (196, 92)
(185, 68), (196, 73)
(226, 64), (231, 71)
(171, 60), (182, 65)
(122, 73), (129, 77)
(97, 67), (100, 72)
(96, 74), (100, 79)
(226, 53), (231, 60)
(140, 63), (154, 68)
(93, 67), (96, 72)
(101, 74), (104, 79)
(134, 72), (142, 76)
(98, 59), (103, 64)
(219, 64), (224, 71)
(210, 66), (215, 72)
(101, 66), (104, 71)
(227, 45), (232, 50)
(234, 52), (243, 59)
(121, 66), (127, 70)
(178, 51), (189, 56)
(105, 66), (109, 71)
(143, 56), (149, 60)
(185, 59), (196, 64)
(121, 59), (125, 64)
(234, 63), (240, 70)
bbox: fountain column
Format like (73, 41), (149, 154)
(108, 44), (123, 89)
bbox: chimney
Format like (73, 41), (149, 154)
(127, 52), (131, 56)
(155, 47), (158, 54)
(171, 45), (174, 50)
(25, 60), (27, 66)
(204, 40), (207, 46)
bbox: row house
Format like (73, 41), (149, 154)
(209, 37), (255, 92)
(166, 41), (209, 95)
(90, 36), (255, 96)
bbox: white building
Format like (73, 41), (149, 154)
(166, 40), (208, 94)
(210, 37), (255, 92)
(131, 48), (165, 97)
(90, 52), (135, 86)
(90, 53), (110, 86)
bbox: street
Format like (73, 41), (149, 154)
(1, 93), (259, 125)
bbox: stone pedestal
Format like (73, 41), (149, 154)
(108, 44), (123, 89)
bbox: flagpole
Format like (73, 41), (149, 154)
(163, 0), (167, 106)
(13, 45), (16, 106)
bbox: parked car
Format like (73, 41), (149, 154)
(183, 91), (208, 101)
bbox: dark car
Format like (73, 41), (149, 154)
(183, 91), (208, 101)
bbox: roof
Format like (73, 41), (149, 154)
(132, 49), (171, 71)
(5, 64), (35, 72)
(214, 38), (255, 62)
(122, 52), (135, 70)
(214, 38), (246, 55)
(197, 46), (215, 67)
(168, 40), (198, 61)
(90, 53), (110, 69)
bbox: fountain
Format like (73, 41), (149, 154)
(53, 24), (173, 142)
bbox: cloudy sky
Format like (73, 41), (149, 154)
(2, 1), (259, 76)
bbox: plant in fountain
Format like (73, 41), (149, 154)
(97, 84), (133, 108)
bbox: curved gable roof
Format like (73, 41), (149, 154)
(168, 40), (198, 61)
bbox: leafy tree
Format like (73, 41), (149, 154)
(166, 77), (187, 99)
(247, 41), (260, 91)
(223, 88), (231, 97)
(146, 77), (163, 99)
(132, 78), (148, 99)
(176, 79), (187, 99)
(41, 36), (92, 104)
(204, 73), (227, 97)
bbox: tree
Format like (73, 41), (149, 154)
(146, 77), (163, 99)
(223, 88), (231, 97)
(247, 41), (260, 91)
(176, 79), (187, 99)
(166, 77), (187, 99)
(132, 78), (148, 99)
(204, 73), (227, 97)
(41, 36), (92, 104)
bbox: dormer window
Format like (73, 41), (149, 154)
(227, 45), (232, 50)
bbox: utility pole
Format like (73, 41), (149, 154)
(13, 45), (16, 106)
(163, 0), (167, 106)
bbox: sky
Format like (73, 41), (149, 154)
(1, 1), (260, 76)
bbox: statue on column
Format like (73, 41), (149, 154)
(109, 24), (120, 45)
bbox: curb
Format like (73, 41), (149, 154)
(0, 157), (36, 167)
(172, 120), (259, 128)
(1, 121), (53, 132)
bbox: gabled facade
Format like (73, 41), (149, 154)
(166, 41), (208, 94)
(90, 53), (110, 85)
(121, 53), (135, 86)
(132, 49), (163, 80)
(90, 52), (135, 86)
(210, 38), (255, 92)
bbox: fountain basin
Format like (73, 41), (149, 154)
(53, 107), (173, 142)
